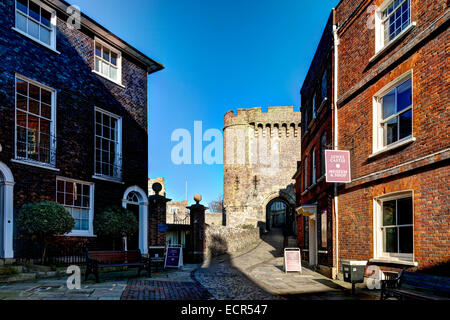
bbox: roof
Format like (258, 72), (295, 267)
(44, 0), (164, 74)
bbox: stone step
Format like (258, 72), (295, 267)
(0, 258), (16, 266)
(0, 265), (24, 274)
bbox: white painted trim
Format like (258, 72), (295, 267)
(56, 177), (95, 237)
(92, 175), (124, 184)
(11, 159), (60, 171)
(13, 0), (58, 52)
(93, 37), (123, 86)
(373, 190), (415, 263)
(0, 162), (14, 258)
(122, 186), (148, 255)
(91, 70), (126, 88)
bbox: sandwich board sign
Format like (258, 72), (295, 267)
(325, 150), (351, 183)
(164, 245), (183, 269)
(284, 248), (302, 273)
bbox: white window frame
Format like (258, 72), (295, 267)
(93, 107), (122, 181)
(92, 37), (123, 86)
(14, 74), (57, 168)
(373, 190), (414, 262)
(303, 156), (308, 190)
(13, 0), (58, 52)
(372, 70), (414, 155)
(56, 177), (95, 237)
(374, 0), (413, 54)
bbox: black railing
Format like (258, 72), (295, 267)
(14, 238), (88, 267)
(173, 214), (190, 225)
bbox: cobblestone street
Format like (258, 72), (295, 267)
(0, 230), (381, 300)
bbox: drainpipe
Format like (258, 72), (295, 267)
(332, 8), (340, 280)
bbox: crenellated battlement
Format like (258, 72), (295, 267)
(224, 106), (301, 137)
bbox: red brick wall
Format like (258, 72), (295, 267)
(339, 164), (450, 269)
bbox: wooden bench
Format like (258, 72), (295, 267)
(85, 249), (149, 282)
(380, 270), (450, 300)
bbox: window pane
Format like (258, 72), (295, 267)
(383, 200), (396, 226)
(40, 26), (50, 45)
(41, 8), (51, 27)
(111, 52), (117, 66)
(16, 94), (27, 110)
(103, 48), (110, 61)
(101, 61), (109, 77)
(397, 79), (411, 112)
(29, 83), (39, 100)
(16, 78), (28, 96)
(384, 227), (398, 253)
(385, 117), (398, 145)
(28, 99), (39, 115)
(382, 88), (396, 119)
(397, 197), (413, 225)
(95, 57), (100, 72)
(29, 1), (40, 21)
(399, 226), (413, 253)
(399, 109), (412, 139)
(17, 111), (27, 127)
(110, 66), (117, 81)
(95, 43), (102, 57)
(16, 12), (27, 32)
(17, 0), (28, 14)
(41, 88), (51, 104)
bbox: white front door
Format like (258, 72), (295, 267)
(308, 215), (317, 266)
(0, 162), (14, 259)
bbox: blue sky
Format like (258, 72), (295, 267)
(73, 0), (339, 207)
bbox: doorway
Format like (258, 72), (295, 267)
(0, 161), (14, 259)
(266, 198), (290, 232)
(122, 186), (148, 255)
(308, 214), (317, 266)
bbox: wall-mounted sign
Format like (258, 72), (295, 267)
(325, 150), (351, 183)
(284, 248), (302, 273)
(164, 245), (183, 269)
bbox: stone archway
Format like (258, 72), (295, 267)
(0, 161), (14, 258)
(122, 186), (148, 255)
(265, 197), (293, 233)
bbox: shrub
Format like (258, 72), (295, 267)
(239, 224), (255, 229)
(16, 201), (75, 262)
(94, 206), (138, 249)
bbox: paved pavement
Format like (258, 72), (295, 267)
(0, 229), (381, 300)
(194, 229), (379, 300)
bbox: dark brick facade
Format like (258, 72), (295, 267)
(0, 0), (161, 251)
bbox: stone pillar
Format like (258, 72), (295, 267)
(187, 194), (207, 263)
(148, 183), (171, 247)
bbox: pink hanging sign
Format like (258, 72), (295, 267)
(325, 150), (351, 183)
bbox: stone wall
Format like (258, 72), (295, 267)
(223, 106), (301, 231)
(205, 225), (260, 257)
(205, 213), (223, 226)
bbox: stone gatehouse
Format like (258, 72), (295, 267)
(223, 107), (301, 234)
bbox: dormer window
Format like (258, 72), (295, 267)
(94, 38), (122, 85)
(14, 0), (57, 50)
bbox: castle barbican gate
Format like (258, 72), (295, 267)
(223, 107), (301, 234)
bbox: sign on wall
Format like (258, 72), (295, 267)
(164, 245), (183, 269)
(284, 248), (302, 273)
(325, 150), (351, 183)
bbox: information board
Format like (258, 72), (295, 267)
(284, 248), (302, 273)
(164, 245), (183, 269)
(325, 150), (351, 183)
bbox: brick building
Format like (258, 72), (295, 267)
(0, 0), (162, 259)
(223, 107), (301, 234)
(295, 0), (449, 279)
(294, 12), (335, 277)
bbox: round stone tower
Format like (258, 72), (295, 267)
(223, 106), (301, 233)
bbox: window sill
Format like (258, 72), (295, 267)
(317, 175), (326, 183)
(370, 23), (416, 63)
(92, 175), (124, 184)
(64, 233), (97, 238)
(369, 258), (418, 267)
(308, 118), (316, 130)
(11, 159), (60, 172)
(91, 70), (125, 88)
(369, 136), (416, 159)
(12, 27), (60, 54)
